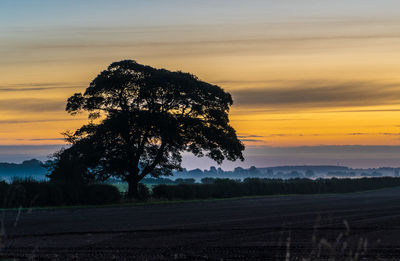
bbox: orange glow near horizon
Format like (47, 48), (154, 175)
(2, 1), (400, 149)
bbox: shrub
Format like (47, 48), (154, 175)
(152, 177), (400, 200)
(152, 185), (171, 200)
(0, 179), (121, 208)
(84, 184), (121, 205)
(201, 177), (216, 184)
(136, 183), (151, 201)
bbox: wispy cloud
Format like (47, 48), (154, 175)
(332, 109), (400, 113)
(0, 82), (85, 92)
(239, 139), (263, 142)
(238, 134), (264, 142)
(16, 138), (65, 141)
(247, 133), (400, 137)
(232, 81), (400, 110)
(0, 118), (82, 124)
(238, 134), (264, 138)
(3, 16), (400, 65)
(380, 133), (400, 136)
(0, 98), (65, 112)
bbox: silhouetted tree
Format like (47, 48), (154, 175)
(201, 177), (216, 184)
(286, 171), (303, 179)
(234, 167), (244, 173)
(249, 166), (259, 174)
(51, 60), (244, 198)
(45, 140), (104, 184)
(209, 166), (217, 173)
(175, 178), (196, 184)
(305, 169), (315, 178)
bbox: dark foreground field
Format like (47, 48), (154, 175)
(3, 188), (400, 260)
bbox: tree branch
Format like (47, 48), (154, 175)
(140, 142), (166, 178)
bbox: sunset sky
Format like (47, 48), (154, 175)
(1, 0), (400, 168)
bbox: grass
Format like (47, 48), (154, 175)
(0, 185), (397, 212)
(275, 219), (374, 260)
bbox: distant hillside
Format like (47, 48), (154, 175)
(0, 159), (47, 176)
(264, 165), (349, 172)
(173, 165), (400, 181)
(0, 159), (399, 182)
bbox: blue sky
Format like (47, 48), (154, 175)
(2, 0), (398, 28)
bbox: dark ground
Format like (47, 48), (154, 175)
(2, 188), (400, 260)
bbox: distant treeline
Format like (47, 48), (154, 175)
(0, 159), (46, 176)
(152, 177), (400, 200)
(1, 177), (400, 207)
(1, 159), (400, 181)
(172, 166), (400, 180)
(140, 177), (197, 185)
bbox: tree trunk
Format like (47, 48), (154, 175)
(127, 177), (139, 199)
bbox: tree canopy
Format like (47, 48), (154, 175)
(49, 60), (244, 197)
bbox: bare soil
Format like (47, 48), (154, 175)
(2, 188), (400, 260)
